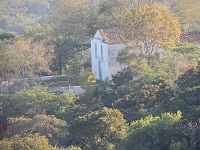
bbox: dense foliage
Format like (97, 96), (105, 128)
(70, 107), (128, 149)
(0, 0), (200, 150)
(1, 87), (76, 118)
(0, 134), (55, 150)
(125, 111), (182, 150)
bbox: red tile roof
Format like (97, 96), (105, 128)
(180, 31), (200, 45)
(98, 29), (126, 44)
(98, 29), (200, 45)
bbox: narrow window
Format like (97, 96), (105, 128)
(101, 45), (103, 61)
(98, 61), (102, 79)
(95, 43), (97, 57)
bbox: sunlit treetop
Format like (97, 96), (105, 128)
(124, 4), (181, 52)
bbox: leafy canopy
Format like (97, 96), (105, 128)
(125, 111), (182, 150)
(70, 107), (128, 149)
(124, 4), (180, 53)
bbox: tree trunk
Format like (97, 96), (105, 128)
(191, 137), (196, 150)
(59, 55), (62, 75)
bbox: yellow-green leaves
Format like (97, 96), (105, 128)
(125, 4), (181, 53)
(0, 134), (55, 150)
(126, 110), (182, 149)
(6, 38), (52, 79)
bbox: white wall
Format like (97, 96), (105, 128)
(91, 31), (127, 80)
(91, 31), (109, 80)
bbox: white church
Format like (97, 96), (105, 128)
(91, 29), (127, 80)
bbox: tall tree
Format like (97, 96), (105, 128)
(6, 38), (52, 79)
(124, 4), (180, 54)
(0, 33), (15, 83)
(48, 0), (93, 75)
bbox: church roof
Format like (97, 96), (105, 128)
(98, 29), (126, 44)
(180, 31), (200, 45)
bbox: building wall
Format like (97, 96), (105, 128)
(91, 36), (109, 80)
(91, 30), (128, 80)
(108, 44), (126, 77)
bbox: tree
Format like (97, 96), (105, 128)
(125, 111), (183, 150)
(3, 115), (68, 147)
(123, 0), (158, 11)
(48, 0), (96, 75)
(70, 107), (128, 149)
(1, 86), (77, 118)
(124, 4), (180, 54)
(118, 4), (199, 84)
(6, 38), (52, 79)
(0, 46), (13, 83)
(0, 33), (15, 41)
(65, 146), (81, 150)
(0, 33), (16, 91)
(23, 23), (47, 42)
(113, 43), (199, 122)
(177, 120), (200, 150)
(0, 134), (55, 150)
(169, 138), (189, 150)
(51, 36), (86, 75)
(118, 4), (181, 85)
(78, 71), (96, 100)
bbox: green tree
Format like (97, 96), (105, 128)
(48, 0), (95, 75)
(0, 33), (15, 41)
(3, 115), (68, 147)
(23, 23), (46, 42)
(0, 134), (55, 150)
(1, 86), (77, 118)
(70, 107), (128, 150)
(65, 146), (81, 150)
(78, 71), (96, 100)
(51, 36), (86, 75)
(177, 120), (200, 150)
(118, 43), (199, 86)
(125, 111), (182, 150)
(169, 138), (189, 150)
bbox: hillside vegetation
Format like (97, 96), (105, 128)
(0, 0), (200, 149)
